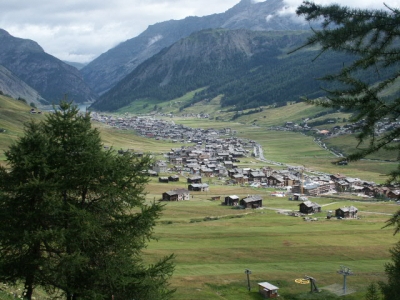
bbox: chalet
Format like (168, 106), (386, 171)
(330, 173), (347, 182)
(224, 161), (233, 169)
(387, 190), (400, 199)
(335, 206), (358, 218)
(335, 180), (350, 192)
(200, 168), (214, 177)
(267, 175), (284, 187)
(240, 195), (263, 209)
(188, 183), (209, 192)
(250, 171), (265, 183)
(162, 189), (190, 201)
(225, 195), (240, 206)
(233, 174), (247, 184)
(187, 176), (202, 184)
(258, 282), (279, 299)
(147, 170), (158, 177)
(168, 175), (179, 182)
(170, 157), (183, 165)
(299, 201), (321, 214)
(158, 177), (169, 183)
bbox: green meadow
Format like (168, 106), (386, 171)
(1, 96), (399, 299)
(143, 187), (398, 299)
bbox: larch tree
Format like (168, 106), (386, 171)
(293, 2), (399, 299)
(0, 102), (174, 300)
(293, 1), (400, 182)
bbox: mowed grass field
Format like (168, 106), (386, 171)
(143, 183), (399, 300)
(1, 97), (399, 299)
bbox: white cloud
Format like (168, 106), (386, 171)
(0, 0), (398, 63)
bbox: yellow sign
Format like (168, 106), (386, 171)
(295, 279), (310, 284)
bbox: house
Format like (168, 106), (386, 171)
(162, 189), (190, 201)
(187, 176), (202, 184)
(233, 174), (247, 185)
(250, 171), (266, 183)
(158, 177), (169, 183)
(240, 195), (263, 208)
(168, 175), (180, 182)
(387, 190), (400, 199)
(335, 206), (358, 218)
(267, 175), (284, 187)
(225, 195), (240, 206)
(299, 201), (321, 214)
(188, 183), (209, 192)
(258, 282), (279, 298)
(153, 161), (168, 173)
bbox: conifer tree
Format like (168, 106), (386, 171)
(293, 4), (399, 299)
(294, 1), (400, 183)
(0, 102), (174, 300)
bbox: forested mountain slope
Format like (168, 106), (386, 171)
(90, 29), (356, 112)
(81, 0), (313, 94)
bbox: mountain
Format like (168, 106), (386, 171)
(63, 61), (87, 70)
(0, 29), (97, 104)
(0, 64), (46, 106)
(81, 0), (312, 95)
(90, 29), (355, 112)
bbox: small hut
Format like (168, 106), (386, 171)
(335, 206), (358, 219)
(299, 200), (321, 214)
(240, 195), (263, 209)
(225, 195), (240, 206)
(258, 282), (279, 298)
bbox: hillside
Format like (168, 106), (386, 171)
(0, 95), (45, 161)
(81, 0), (315, 95)
(0, 64), (45, 106)
(90, 29), (355, 112)
(0, 29), (97, 104)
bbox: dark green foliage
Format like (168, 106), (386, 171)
(294, 4), (400, 299)
(91, 29), (362, 112)
(294, 1), (400, 183)
(365, 282), (381, 300)
(379, 242), (400, 300)
(0, 102), (174, 300)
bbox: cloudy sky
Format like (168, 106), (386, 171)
(0, 0), (398, 64)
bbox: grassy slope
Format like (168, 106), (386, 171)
(1, 95), (398, 300)
(0, 96), (45, 161)
(143, 188), (398, 300)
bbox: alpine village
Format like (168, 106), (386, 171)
(0, 0), (399, 300)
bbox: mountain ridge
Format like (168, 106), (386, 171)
(81, 0), (312, 95)
(90, 29), (355, 112)
(0, 29), (98, 104)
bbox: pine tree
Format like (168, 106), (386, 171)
(365, 282), (381, 300)
(293, 4), (399, 298)
(293, 1), (400, 183)
(0, 102), (174, 300)
(379, 242), (400, 300)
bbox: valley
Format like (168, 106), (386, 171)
(1, 95), (396, 299)
(0, 0), (399, 299)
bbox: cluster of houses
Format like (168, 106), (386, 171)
(90, 113), (400, 200)
(90, 112), (234, 142)
(277, 117), (400, 139)
(154, 140), (398, 199)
